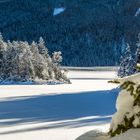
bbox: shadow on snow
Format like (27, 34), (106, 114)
(0, 88), (119, 134)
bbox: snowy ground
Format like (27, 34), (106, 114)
(0, 69), (118, 140)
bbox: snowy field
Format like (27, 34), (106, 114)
(0, 69), (118, 140)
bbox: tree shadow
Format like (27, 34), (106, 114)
(0, 88), (119, 134)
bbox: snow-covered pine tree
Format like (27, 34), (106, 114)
(136, 46), (140, 72)
(52, 51), (62, 64)
(30, 41), (49, 80)
(52, 51), (70, 83)
(118, 56), (125, 78)
(109, 73), (140, 138)
(30, 41), (42, 79)
(136, 34), (140, 71)
(3, 40), (15, 80)
(0, 33), (70, 84)
(109, 35), (140, 138)
(16, 41), (35, 81)
(0, 35), (10, 80)
(0, 33), (4, 80)
(52, 51), (62, 80)
(38, 37), (49, 57)
(38, 37), (53, 80)
(136, 47), (140, 64)
(118, 44), (136, 77)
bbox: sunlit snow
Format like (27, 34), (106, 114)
(0, 70), (118, 140)
(53, 7), (65, 16)
(135, 8), (140, 17)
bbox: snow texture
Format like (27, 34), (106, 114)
(53, 7), (65, 16)
(76, 130), (109, 140)
(111, 129), (140, 140)
(0, 70), (118, 140)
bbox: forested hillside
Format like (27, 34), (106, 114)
(0, 0), (140, 66)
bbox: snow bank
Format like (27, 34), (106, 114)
(53, 7), (65, 16)
(0, 70), (117, 140)
(76, 130), (109, 140)
(111, 129), (140, 140)
(135, 8), (140, 17)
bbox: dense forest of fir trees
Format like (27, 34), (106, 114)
(0, 0), (140, 66)
(0, 33), (70, 84)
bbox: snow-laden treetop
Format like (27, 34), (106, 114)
(109, 73), (140, 137)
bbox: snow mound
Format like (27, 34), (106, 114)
(111, 129), (140, 140)
(76, 130), (109, 140)
(53, 7), (65, 16)
(135, 8), (140, 17)
(75, 129), (140, 140)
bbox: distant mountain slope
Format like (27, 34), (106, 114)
(0, 0), (140, 66)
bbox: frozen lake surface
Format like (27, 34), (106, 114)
(0, 70), (118, 140)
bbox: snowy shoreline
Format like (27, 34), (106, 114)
(61, 66), (118, 71)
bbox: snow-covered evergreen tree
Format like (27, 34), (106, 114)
(109, 73), (140, 137)
(38, 37), (49, 57)
(118, 44), (136, 78)
(38, 37), (52, 80)
(0, 33), (70, 84)
(52, 51), (62, 64)
(52, 51), (62, 80)
(52, 51), (70, 83)
(136, 47), (140, 64)
(118, 56), (125, 78)
(136, 34), (140, 71)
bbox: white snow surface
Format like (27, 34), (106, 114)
(116, 72), (140, 84)
(111, 129), (140, 140)
(53, 7), (65, 16)
(135, 8), (140, 17)
(0, 70), (118, 140)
